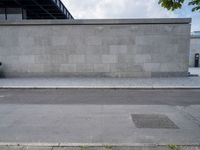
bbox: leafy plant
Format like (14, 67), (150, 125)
(167, 144), (179, 150)
(103, 144), (113, 149)
(159, 0), (200, 12)
(79, 144), (89, 150)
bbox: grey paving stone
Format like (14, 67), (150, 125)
(110, 146), (168, 150)
(22, 146), (52, 150)
(0, 146), (24, 150)
(52, 147), (81, 150)
(179, 146), (200, 150)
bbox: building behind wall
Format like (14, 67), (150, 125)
(0, 0), (73, 20)
(190, 31), (200, 67)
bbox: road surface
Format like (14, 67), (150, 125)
(0, 89), (200, 105)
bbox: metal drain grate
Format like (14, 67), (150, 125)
(131, 114), (179, 129)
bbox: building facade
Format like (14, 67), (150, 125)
(0, 0), (73, 20)
(190, 31), (200, 67)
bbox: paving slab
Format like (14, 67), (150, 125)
(22, 147), (52, 150)
(0, 146), (24, 150)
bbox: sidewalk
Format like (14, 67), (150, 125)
(0, 68), (199, 89)
(0, 77), (200, 89)
(0, 105), (200, 149)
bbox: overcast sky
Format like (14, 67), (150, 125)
(61, 0), (200, 31)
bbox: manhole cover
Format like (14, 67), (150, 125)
(131, 114), (179, 129)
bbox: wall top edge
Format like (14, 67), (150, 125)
(0, 18), (191, 26)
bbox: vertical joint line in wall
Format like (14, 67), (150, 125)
(5, 7), (7, 20)
(21, 8), (23, 20)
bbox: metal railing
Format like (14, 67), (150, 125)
(51, 0), (74, 19)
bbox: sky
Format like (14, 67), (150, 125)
(61, 0), (200, 31)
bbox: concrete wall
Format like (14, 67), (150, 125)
(0, 19), (191, 77)
(190, 37), (200, 67)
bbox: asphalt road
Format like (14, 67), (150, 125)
(0, 89), (200, 106)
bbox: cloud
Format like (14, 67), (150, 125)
(62, 0), (200, 31)
(62, 0), (177, 19)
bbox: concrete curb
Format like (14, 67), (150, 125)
(0, 142), (199, 147)
(0, 143), (199, 150)
(0, 86), (200, 89)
